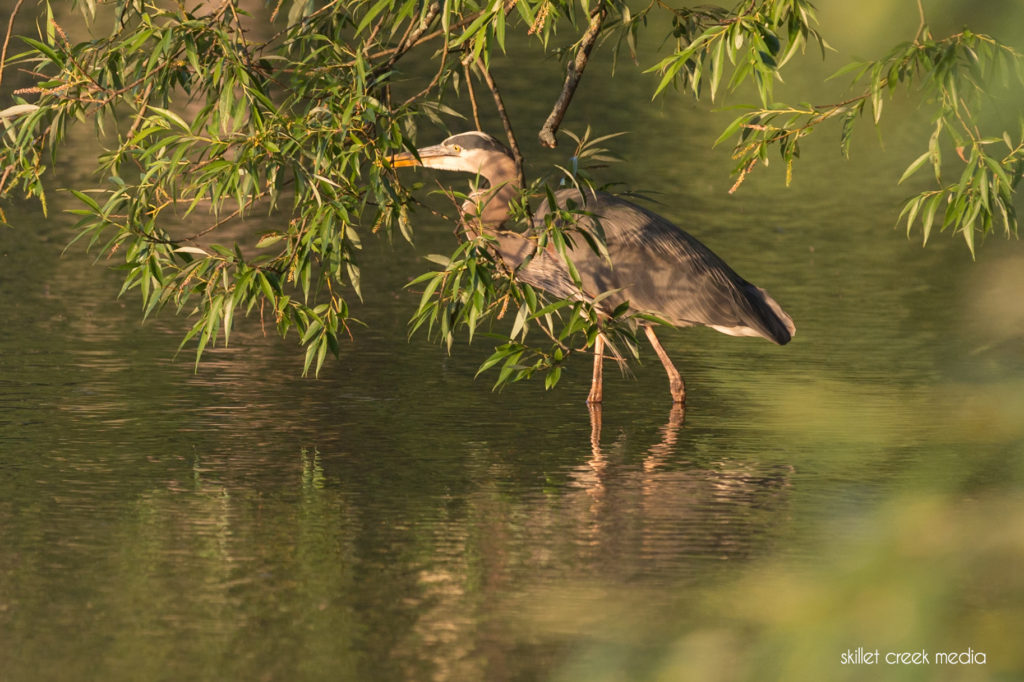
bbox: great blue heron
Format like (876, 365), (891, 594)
(389, 131), (795, 404)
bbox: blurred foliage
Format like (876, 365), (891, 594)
(0, 0), (1020, 384)
(712, 21), (1024, 257)
(526, 493), (1024, 682)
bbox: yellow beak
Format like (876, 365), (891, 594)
(387, 151), (422, 168)
(386, 144), (450, 168)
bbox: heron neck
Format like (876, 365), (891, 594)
(463, 154), (519, 230)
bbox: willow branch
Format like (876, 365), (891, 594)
(538, 7), (607, 148)
(475, 57), (525, 188)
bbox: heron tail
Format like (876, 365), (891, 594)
(745, 285), (796, 345)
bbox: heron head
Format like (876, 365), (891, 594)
(388, 131), (513, 177)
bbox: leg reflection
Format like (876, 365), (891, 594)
(644, 403), (685, 472)
(586, 401), (684, 456)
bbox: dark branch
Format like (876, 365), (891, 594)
(538, 8), (607, 148)
(475, 57), (526, 189)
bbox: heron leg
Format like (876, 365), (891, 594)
(644, 326), (685, 404)
(588, 401), (603, 448)
(587, 334), (605, 404)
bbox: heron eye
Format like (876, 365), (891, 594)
(452, 144), (462, 152)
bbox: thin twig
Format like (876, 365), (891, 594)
(401, 39), (449, 106)
(0, 165), (12, 197)
(728, 158), (757, 194)
(50, 20), (107, 94)
(464, 60), (482, 130)
(269, 0), (286, 23)
(362, 14), (386, 55)
(185, 189), (272, 243)
(0, 0), (27, 92)
(124, 81), (153, 141)
(376, 2), (442, 76)
(538, 7), (607, 148)
(474, 57), (525, 188)
(279, 9), (484, 71)
(411, 193), (456, 227)
(375, 8), (417, 65)
(264, 0), (343, 46)
(365, 11), (482, 63)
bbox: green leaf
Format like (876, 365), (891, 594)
(222, 298), (235, 346)
(147, 106), (191, 132)
(356, 0), (393, 35)
(19, 36), (63, 66)
(425, 253), (451, 266)
(651, 58), (683, 98)
(982, 155), (1013, 192)
(921, 193), (942, 245)
(710, 38), (726, 101)
(451, 9), (496, 48)
(902, 195), (923, 235)
(510, 304), (529, 341)
(0, 104), (41, 121)
(256, 234), (283, 248)
(302, 338), (319, 376)
(174, 246), (211, 256)
(70, 189), (102, 213)
(898, 151), (931, 184)
(962, 214), (977, 258)
(714, 111), (752, 148)
(476, 346), (512, 377)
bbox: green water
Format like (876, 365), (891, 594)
(2, 2), (1024, 680)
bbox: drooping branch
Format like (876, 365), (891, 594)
(538, 7), (606, 149)
(474, 57), (526, 188)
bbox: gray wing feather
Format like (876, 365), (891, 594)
(497, 189), (794, 344)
